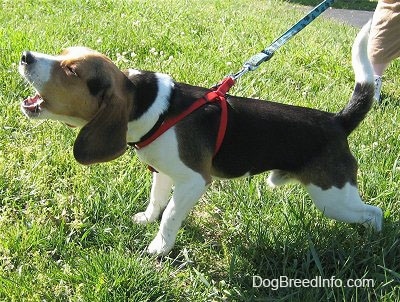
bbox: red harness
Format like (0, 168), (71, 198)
(133, 77), (235, 157)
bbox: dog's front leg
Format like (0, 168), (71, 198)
(147, 172), (209, 256)
(133, 172), (173, 224)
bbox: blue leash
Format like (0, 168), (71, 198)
(231, 0), (336, 80)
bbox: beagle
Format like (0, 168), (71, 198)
(19, 24), (382, 256)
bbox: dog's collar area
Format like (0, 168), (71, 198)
(129, 76), (235, 157)
(134, 113), (167, 144)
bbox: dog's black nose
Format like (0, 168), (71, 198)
(21, 51), (35, 65)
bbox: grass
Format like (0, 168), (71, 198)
(0, 0), (399, 301)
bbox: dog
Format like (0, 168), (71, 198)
(19, 24), (382, 256)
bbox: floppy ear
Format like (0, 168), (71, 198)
(73, 94), (128, 165)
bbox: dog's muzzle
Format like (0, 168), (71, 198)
(19, 51), (46, 117)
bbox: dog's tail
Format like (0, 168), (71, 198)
(336, 21), (375, 136)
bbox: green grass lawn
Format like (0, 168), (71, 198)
(1, 0), (399, 301)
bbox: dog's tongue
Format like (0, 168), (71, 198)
(22, 94), (43, 112)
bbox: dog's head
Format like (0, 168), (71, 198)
(19, 47), (133, 165)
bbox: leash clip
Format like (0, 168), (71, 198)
(230, 0), (335, 80)
(243, 50), (274, 71)
(232, 50), (274, 80)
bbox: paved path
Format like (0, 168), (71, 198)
(322, 7), (374, 28)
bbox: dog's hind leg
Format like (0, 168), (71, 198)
(147, 171), (209, 256)
(305, 183), (382, 231)
(133, 172), (173, 224)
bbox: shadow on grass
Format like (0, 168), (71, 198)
(182, 215), (400, 301)
(378, 92), (400, 108)
(285, 0), (377, 11)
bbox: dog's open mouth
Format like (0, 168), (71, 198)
(21, 93), (44, 115)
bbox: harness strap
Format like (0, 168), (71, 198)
(133, 77), (235, 157)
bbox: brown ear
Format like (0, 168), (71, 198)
(73, 95), (128, 165)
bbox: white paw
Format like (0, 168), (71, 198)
(147, 233), (174, 256)
(133, 212), (152, 224)
(363, 205), (383, 232)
